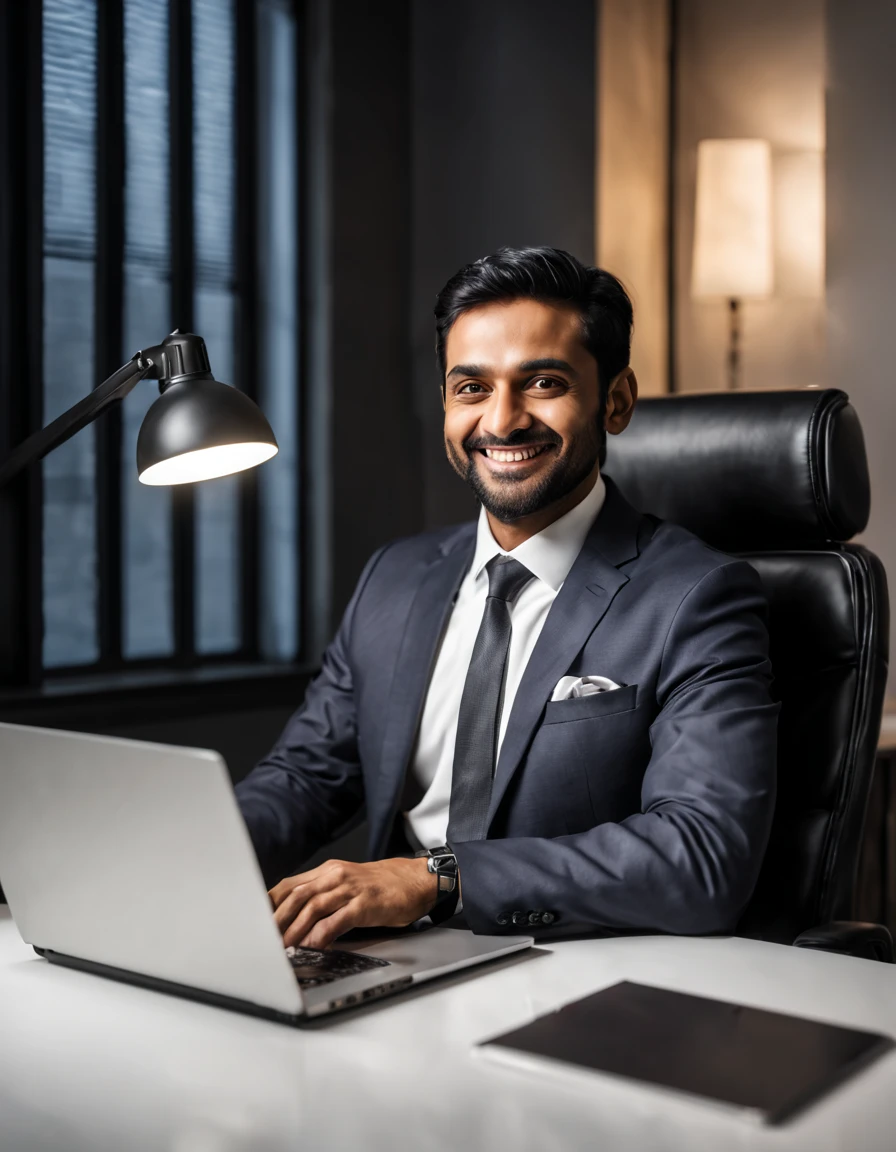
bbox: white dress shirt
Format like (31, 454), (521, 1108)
(404, 474), (607, 850)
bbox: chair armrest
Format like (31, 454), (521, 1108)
(792, 920), (894, 962)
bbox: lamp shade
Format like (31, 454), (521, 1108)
(691, 138), (773, 298)
(137, 376), (278, 485)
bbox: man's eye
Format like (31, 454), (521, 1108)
(458, 382), (485, 394)
(530, 376), (561, 390)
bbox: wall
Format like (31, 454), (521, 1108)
(673, 0), (826, 393)
(597, 0), (671, 396)
(826, 0), (896, 689)
(322, 0), (422, 629)
(411, 0), (597, 529)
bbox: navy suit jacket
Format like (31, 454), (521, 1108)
(236, 476), (779, 938)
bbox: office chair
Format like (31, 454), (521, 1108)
(606, 389), (892, 961)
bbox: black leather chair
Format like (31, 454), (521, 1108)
(606, 388), (892, 961)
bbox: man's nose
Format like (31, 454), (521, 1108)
(482, 386), (531, 441)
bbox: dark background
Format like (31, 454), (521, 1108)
(0, 0), (596, 799)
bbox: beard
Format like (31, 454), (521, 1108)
(446, 421), (603, 522)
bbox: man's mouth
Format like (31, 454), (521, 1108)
(479, 444), (552, 464)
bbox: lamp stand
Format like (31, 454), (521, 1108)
(727, 297), (741, 391)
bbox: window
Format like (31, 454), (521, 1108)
(15, 0), (301, 680)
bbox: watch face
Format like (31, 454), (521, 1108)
(428, 853), (456, 872)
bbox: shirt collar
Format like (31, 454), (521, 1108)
(469, 473), (607, 592)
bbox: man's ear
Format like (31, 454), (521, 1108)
(604, 367), (638, 435)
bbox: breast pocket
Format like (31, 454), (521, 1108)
(542, 682), (638, 724)
(518, 682), (646, 834)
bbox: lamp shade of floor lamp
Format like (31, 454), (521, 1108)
(691, 139), (773, 390)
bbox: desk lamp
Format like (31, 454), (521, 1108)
(691, 138), (773, 391)
(0, 330), (278, 490)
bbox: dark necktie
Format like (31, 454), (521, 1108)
(448, 555), (534, 843)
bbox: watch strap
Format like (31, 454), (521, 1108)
(424, 846), (460, 923)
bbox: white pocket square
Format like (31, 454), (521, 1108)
(551, 675), (624, 702)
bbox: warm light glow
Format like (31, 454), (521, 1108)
(775, 150), (825, 298)
(691, 139), (773, 298)
(138, 442), (278, 486)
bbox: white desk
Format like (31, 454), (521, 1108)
(2, 908), (896, 1152)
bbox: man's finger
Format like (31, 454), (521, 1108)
(299, 900), (363, 951)
(273, 871), (344, 932)
(270, 871), (316, 908)
(269, 860), (347, 908)
(272, 882), (315, 933)
(272, 862), (351, 927)
(283, 887), (351, 949)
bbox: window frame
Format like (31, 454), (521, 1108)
(0, 0), (311, 702)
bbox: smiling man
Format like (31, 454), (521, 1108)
(236, 247), (778, 949)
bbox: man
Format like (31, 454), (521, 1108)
(237, 246), (778, 950)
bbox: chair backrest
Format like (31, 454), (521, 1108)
(605, 389), (889, 942)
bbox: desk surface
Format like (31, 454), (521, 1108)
(2, 908), (896, 1152)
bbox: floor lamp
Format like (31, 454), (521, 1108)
(691, 139), (773, 391)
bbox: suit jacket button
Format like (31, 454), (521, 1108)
(511, 911), (528, 926)
(528, 911), (542, 925)
(496, 912), (510, 927)
(541, 912), (556, 925)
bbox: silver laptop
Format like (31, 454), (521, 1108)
(0, 721), (532, 1022)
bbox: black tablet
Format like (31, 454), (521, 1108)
(478, 980), (893, 1123)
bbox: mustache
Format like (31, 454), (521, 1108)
(463, 430), (562, 453)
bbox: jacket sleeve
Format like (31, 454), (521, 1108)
(235, 546), (388, 886)
(451, 560), (779, 937)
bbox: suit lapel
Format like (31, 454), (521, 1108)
(487, 478), (645, 825)
(369, 528), (475, 855)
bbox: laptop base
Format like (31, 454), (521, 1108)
(33, 946), (412, 1025)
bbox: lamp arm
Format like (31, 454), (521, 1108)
(0, 354), (156, 490)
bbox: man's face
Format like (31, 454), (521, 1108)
(443, 298), (604, 522)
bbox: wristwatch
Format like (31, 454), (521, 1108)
(416, 845), (460, 923)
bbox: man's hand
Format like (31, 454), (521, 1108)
(268, 858), (439, 950)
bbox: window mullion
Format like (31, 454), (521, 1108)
(236, 0), (259, 662)
(295, 0), (311, 664)
(0, 0), (43, 689)
(169, 0), (196, 668)
(95, 0), (125, 670)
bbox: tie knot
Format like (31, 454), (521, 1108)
(485, 555), (533, 603)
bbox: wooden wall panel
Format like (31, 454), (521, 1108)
(597, 0), (671, 395)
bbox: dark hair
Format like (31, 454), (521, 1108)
(434, 246), (633, 396)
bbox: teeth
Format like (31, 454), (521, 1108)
(484, 445), (545, 462)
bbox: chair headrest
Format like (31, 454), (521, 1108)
(604, 389), (870, 551)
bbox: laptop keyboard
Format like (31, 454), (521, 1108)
(285, 944), (391, 987)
